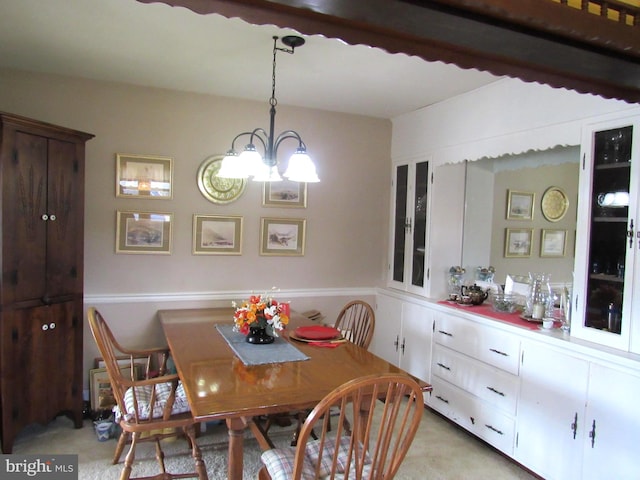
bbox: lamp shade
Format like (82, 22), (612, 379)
(217, 37), (319, 183)
(252, 163), (283, 182)
(217, 150), (247, 179)
(283, 149), (320, 183)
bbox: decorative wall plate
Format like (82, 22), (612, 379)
(541, 186), (569, 222)
(197, 155), (246, 204)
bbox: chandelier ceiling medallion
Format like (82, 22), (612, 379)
(217, 35), (320, 183)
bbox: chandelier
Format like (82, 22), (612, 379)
(217, 35), (320, 183)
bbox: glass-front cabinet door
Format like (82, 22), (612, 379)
(573, 115), (640, 351)
(389, 160), (429, 295)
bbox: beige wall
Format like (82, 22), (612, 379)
(0, 68), (391, 388)
(0, 68), (391, 293)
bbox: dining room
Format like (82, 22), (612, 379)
(1, 1), (639, 478)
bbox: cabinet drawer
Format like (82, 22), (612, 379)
(434, 313), (521, 374)
(428, 377), (477, 432)
(432, 344), (519, 415)
(428, 377), (515, 455)
(476, 402), (515, 456)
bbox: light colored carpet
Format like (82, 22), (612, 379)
(11, 408), (537, 479)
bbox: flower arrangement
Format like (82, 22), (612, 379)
(232, 294), (289, 337)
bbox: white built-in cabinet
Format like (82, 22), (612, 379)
(573, 114), (640, 353)
(373, 292), (432, 386)
(516, 340), (640, 480)
(388, 159), (430, 296)
(372, 297), (640, 479)
(516, 343), (589, 480)
(387, 160), (464, 298)
(581, 363), (640, 480)
(428, 310), (520, 455)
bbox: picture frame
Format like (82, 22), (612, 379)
(504, 228), (533, 257)
(506, 190), (535, 220)
(540, 229), (567, 257)
(193, 214), (243, 255)
(94, 355), (149, 370)
(89, 365), (142, 411)
(262, 180), (307, 208)
(116, 210), (172, 254)
(260, 217), (306, 256)
(116, 153), (173, 199)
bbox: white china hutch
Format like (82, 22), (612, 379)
(373, 78), (640, 480)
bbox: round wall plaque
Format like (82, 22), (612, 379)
(197, 155), (246, 204)
(541, 186), (569, 222)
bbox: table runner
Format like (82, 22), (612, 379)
(438, 301), (541, 330)
(216, 324), (310, 365)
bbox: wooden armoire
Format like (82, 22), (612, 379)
(0, 112), (93, 453)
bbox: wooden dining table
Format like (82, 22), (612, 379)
(158, 307), (428, 480)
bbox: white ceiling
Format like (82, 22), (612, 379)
(0, 0), (501, 119)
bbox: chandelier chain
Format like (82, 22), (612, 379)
(271, 38), (278, 107)
(217, 35), (319, 182)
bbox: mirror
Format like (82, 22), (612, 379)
(461, 146), (580, 287)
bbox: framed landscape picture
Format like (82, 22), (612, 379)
(504, 228), (533, 258)
(193, 214), (243, 255)
(116, 210), (172, 254)
(116, 153), (173, 199)
(540, 229), (567, 257)
(262, 180), (307, 208)
(260, 217), (306, 256)
(506, 190), (535, 220)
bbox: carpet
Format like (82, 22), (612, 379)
(14, 418), (285, 479)
(12, 407), (537, 480)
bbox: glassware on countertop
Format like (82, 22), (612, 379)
(526, 272), (551, 319)
(447, 266), (466, 295)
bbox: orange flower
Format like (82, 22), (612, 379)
(231, 293), (288, 337)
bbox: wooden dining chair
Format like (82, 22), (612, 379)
(256, 300), (376, 447)
(334, 300), (375, 349)
(87, 307), (208, 480)
(260, 300), (376, 445)
(258, 373), (424, 480)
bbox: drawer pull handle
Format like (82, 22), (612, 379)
(485, 424), (504, 435)
(435, 395), (449, 404)
(438, 330), (453, 337)
(436, 362), (451, 371)
(486, 386), (505, 396)
(489, 348), (508, 357)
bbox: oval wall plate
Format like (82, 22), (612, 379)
(197, 155), (247, 204)
(541, 186), (569, 222)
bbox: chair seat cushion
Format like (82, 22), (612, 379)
(261, 436), (371, 480)
(121, 381), (190, 421)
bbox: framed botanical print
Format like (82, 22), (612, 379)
(506, 190), (535, 220)
(262, 180), (307, 208)
(116, 210), (172, 254)
(193, 214), (243, 255)
(116, 154), (173, 199)
(260, 217), (306, 256)
(504, 228), (533, 258)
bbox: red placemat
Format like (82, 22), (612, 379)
(438, 301), (540, 330)
(293, 325), (341, 340)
